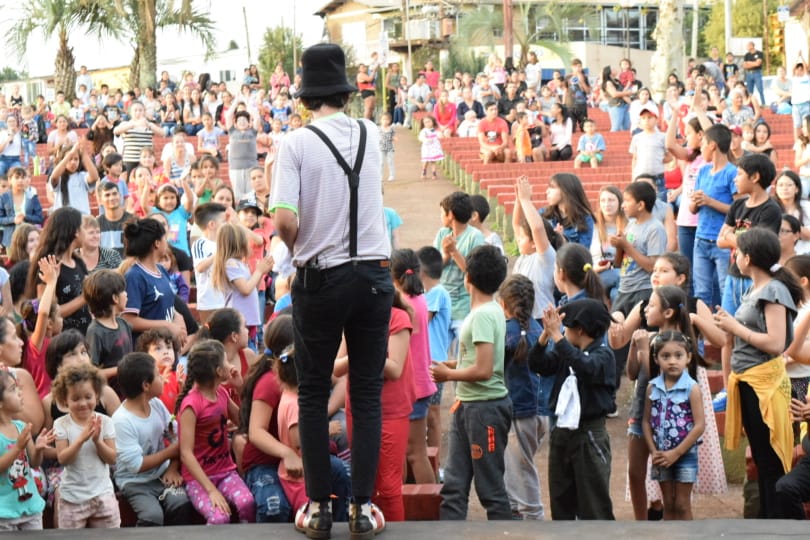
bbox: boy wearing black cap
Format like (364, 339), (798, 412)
(430, 244), (512, 521)
(529, 298), (616, 520)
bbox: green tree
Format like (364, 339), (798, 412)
(449, 3), (598, 71)
(0, 67), (26, 83)
(257, 26), (303, 88)
(9, 0), (122, 100)
(114, 0), (216, 89)
(703, 0), (780, 70)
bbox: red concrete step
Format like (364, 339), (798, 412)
(402, 483), (442, 521)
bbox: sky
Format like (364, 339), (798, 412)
(2, 0), (325, 77)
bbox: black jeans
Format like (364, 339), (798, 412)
(292, 261), (393, 503)
(548, 417), (615, 520)
(739, 381), (787, 518)
(776, 452), (810, 519)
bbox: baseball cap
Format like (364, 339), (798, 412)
(559, 298), (615, 338)
(237, 198), (262, 215)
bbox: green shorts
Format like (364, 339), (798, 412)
(578, 153), (603, 163)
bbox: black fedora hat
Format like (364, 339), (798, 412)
(295, 43), (357, 98)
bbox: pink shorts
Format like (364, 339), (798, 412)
(57, 491), (120, 529)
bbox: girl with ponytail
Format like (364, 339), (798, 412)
(177, 339), (255, 524)
(498, 274), (547, 519)
(390, 248), (436, 484)
(554, 242), (606, 304)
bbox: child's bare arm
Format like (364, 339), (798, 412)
(641, 385), (656, 454)
(432, 341), (493, 383)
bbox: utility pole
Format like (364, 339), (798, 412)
(243, 6), (252, 64)
(503, 0), (513, 63)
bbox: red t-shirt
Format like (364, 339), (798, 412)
(241, 369), (283, 471)
(347, 307), (415, 420)
(24, 338), (50, 399)
(478, 117), (509, 147)
(179, 385), (235, 481)
(160, 371), (179, 412)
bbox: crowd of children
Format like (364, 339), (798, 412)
(5, 50), (810, 533)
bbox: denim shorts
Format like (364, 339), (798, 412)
(409, 396), (430, 420)
(651, 445), (698, 483)
(627, 418), (643, 438)
(428, 382), (444, 406)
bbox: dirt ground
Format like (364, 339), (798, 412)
(383, 126), (745, 521)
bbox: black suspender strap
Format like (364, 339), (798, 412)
(305, 121), (367, 258)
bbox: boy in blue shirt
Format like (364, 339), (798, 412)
(416, 246), (452, 454)
(430, 245), (511, 520)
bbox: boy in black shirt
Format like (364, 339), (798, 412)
(529, 298), (616, 520)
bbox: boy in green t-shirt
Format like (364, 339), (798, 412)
(430, 244), (511, 520)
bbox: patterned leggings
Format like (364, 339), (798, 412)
(185, 471), (255, 524)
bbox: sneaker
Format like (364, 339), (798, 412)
(387, 176), (394, 182)
(713, 390), (727, 412)
(295, 500), (332, 539)
(348, 501), (385, 540)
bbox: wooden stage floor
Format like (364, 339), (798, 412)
(24, 519), (806, 539)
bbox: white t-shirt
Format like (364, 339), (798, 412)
(112, 398), (172, 488)
(53, 413), (116, 503)
(192, 236), (225, 310)
(629, 130), (666, 178)
(512, 247), (557, 319)
(792, 74), (810, 106)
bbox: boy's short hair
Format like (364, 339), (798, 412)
(234, 110), (251, 123)
(97, 180), (118, 194)
(7, 167), (27, 179)
(102, 152), (123, 170)
(136, 326), (180, 357)
(582, 118), (595, 128)
(704, 123), (732, 154)
(469, 194), (491, 223)
(440, 192), (474, 224)
(736, 153), (776, 188)
(465, 245), (507, 295)
(83, 269), (126, 318)
(416, 246), (443, 280)
(118, 352), (157, 399)
(194, 202), (227, 228)
(625, 181), (657, 212)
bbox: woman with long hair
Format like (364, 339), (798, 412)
(542, 172), (595, 247)
(27, 207), (91, 333)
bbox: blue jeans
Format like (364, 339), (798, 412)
(746, 70), (765, 106)
(21, 140), (36, 166)
(721, 274), (752, 315)
(793, 101), (810, 129)
(677, 226), (696, 293)
(599, 267), (621, 304)
(0, 156), (22, 177)
(245, 464), (291, 523)
(161, 121), (177, 136)
(693, 237), (729, 309)
(608, 103), (629, 131)
(184, 123), (202, 136)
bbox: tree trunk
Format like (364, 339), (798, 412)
(650, 0), (684, 101)
(130, 45), (141, 89)
(54, 29), (77, 102)
(137, 0), (158, 90)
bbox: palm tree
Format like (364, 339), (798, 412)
(115, 0), (216, 89)
(9, 0), (122, 100)
(451, 2), (599, 69)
